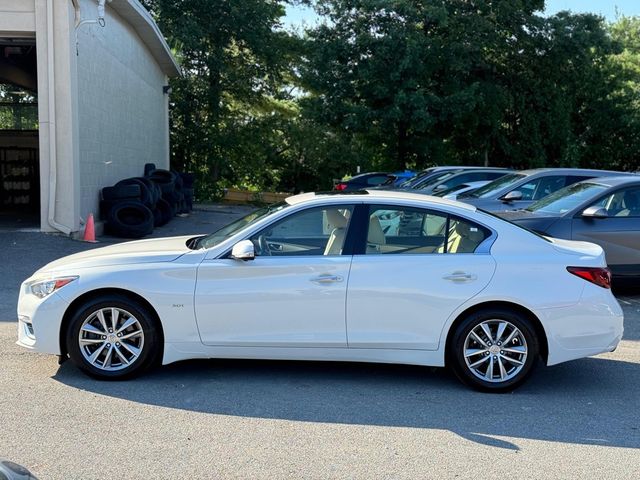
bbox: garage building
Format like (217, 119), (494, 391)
(0, 0), (180, 233)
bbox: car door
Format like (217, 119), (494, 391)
(194, 205), (355, 347)
(571, 186), (640, 273)
(346, 205), (497, 350)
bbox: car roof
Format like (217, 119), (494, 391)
(513, 168), (630, 177)
(286, 189), (477, 211)
(577, 175), (640, 187)
(443, 168), (513, 176)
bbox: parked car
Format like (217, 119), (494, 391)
(457, 168), (629, 212)
(433, 180), (491, 200)
(387, 170), (416, 186)
(18, 190), (622, 392)
(334, 172), (391, 191)
(498, 176), (640, 284)
(411, 168), (511, 195)
(394, 166), (487, 190)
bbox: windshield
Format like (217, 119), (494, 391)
(411, 170), (459, 190)
(196, 202), (289, 249)
(461, 173), (525, 199)
(525, 182), (607, 215)
(433, 183), (468, 197)
(399, 170), (433, 188)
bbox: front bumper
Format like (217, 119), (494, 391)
(16, 285), (70, 355)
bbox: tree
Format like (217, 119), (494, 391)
(140, 0), (300, 197)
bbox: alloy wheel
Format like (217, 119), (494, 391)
(78, 307), (145, 371)
(463, 319), (528, 383)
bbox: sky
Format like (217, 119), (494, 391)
(284, 1), (640, 29)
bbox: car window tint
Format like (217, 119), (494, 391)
(515, 176), (565, 201)
(250, 206), (354, 256)
(590, 187), (640, 217)
(366, 175), (389, 186)
(445, 217), (491, 253)
(526, 182), (607, 215)
(466, 173), (525, 199)
(366, 207), (489, 254)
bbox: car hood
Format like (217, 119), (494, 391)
(36, 235), (194, 274)
(496, 210), (559, 232)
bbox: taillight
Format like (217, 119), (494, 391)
(567, 266), (612, 289)
(334, 183), (347, 191)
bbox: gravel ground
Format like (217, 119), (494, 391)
(0, 206), (638, 479)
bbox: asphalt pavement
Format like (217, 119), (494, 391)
(0, 205), (638, 479)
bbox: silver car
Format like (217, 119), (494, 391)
(457, 168), (629, 212)
(498, 176), (640, 284)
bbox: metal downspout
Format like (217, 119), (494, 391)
(46, 0), (72, 234)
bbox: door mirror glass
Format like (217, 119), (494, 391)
(501, 190), (523, 202)
(231, 240), (255, 260)
(582, 206), (608, 218)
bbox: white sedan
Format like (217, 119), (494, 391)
(17, 190), (623, 391)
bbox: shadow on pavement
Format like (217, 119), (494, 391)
(53, 355), (640, 450)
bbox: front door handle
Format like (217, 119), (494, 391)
(443, 272), (477, 282)
(310, 274), (343, 284)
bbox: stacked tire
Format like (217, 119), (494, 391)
(100, 164), (195, 239)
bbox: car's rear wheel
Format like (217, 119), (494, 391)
(449, 308), (539, 392)
(66, 295), (161, 379)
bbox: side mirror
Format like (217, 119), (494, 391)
(500, 190), (523, 202)
(231, 240), (255, 260)
(582, 206), (608, 219)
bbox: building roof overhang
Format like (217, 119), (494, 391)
(109, 0), (181, 77)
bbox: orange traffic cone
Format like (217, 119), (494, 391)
(82, 213), (97, 243)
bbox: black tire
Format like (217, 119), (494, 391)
(180, 172), (194, 188)
(135, 176), (160, 205)
(183, 187), (194, 212)
(171, 169), (184, 191)
(144, 162), (157, 177)
(66, 294), (161, 380)
(99, 199), (119, 221)
(155, 197), (172, 226)
(148, 169), (175, 195)
(449, 308), (539, 392)
(106, 201), (154, 238)
(152, 207), (163, 227)
(115, 178), (155, 208)
(102, 184), (141, 202)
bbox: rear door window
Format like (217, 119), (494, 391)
(365, 206), (490, 254)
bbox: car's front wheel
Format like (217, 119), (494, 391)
(449, 308), (539, 392)
(66, 295), (161, 379)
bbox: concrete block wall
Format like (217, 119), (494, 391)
(76, 0), (169, 222)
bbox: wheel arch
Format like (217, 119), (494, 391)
(444, 300), (548, 365)
(59, 288), (165, 361)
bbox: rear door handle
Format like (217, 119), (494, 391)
(443, 272), (477, 282)
(310, 274), (343, 284)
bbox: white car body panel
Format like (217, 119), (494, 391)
(195, 256), (351, 347)
(346, 253), (496, 349)
(16, 190), (623, 374)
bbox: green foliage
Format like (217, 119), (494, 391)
(0, 85), (38, 130)
(141, 1), (640, 197)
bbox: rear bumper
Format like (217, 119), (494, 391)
(539, 286), (624, 366)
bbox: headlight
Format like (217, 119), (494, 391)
(29, 276), (78, 299)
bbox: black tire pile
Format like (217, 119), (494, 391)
(100, 163), (195, 238)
